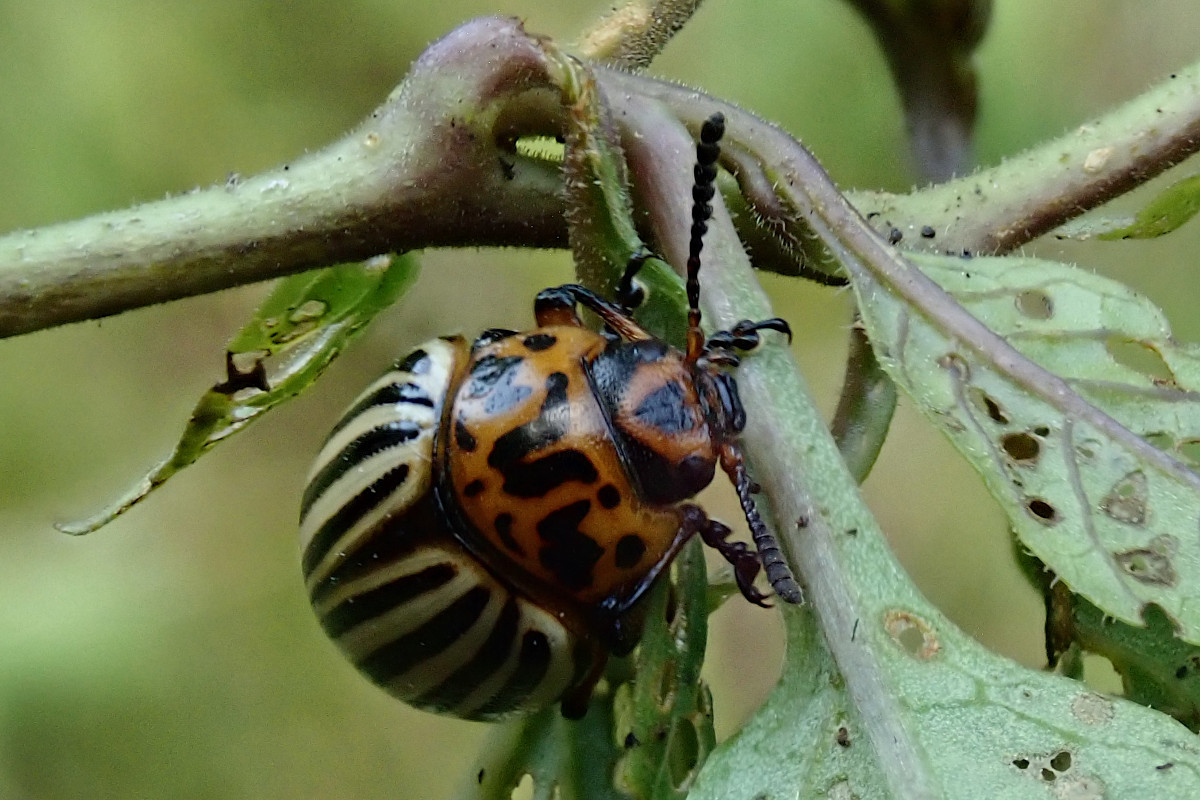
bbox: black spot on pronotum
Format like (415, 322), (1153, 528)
(463, 479), (485, 498)
(633, 381), (698, 434)
(537, 500), (603, 590)
(1026, 498), (1059, 523)
(396, 348), (432, 375)
(1002, 432), (1041, 462)
(455, 417), (477, 452)
(597, 484), (621, 509)
(522, 333), (557, 351)
(614, 534), (646, 569)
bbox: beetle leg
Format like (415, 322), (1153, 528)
(704, 317), (793, 355)
(534, 284), (653, 341)
(615, 248), (651, 312)
(720, 444), (805, 605)
(690, 508), (771, 608)
(559, 650), (609, 720)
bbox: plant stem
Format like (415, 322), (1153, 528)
(613, 94), (942, 800)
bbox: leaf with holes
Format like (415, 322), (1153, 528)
(855, 252), (1200, 642)
(59, 255), (419, 534)
(691, 564), (1200, 800)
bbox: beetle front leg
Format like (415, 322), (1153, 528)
(533, 284), (653, 341)
(683, 504), (771, 608)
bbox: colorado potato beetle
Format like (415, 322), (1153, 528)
(299, 113), (801, 721)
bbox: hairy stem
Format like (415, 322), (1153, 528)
(576, 0), (708, 70)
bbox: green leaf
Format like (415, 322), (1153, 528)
(59, 254), (419, 534)
(684, 347), (1200, 800)
(1070, 594), (1200, 731)
(612, 540), (714, 799)
(1053, 174), (1200, 241)
(855, 252), (1200, 643)
(1100, 174), (1200, 239)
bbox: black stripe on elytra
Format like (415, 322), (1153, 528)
(417, 595), (521, 712)
(301, 421), (422, 520)
(396, 382), (435, 407)
(536, 500), (603, 591)
(358, 585), (492, 685)
(487, 371), (571, 471)
(301, 462), (411, 578)
(320, 562), (457, 638)
(395, 348), (432, 375)
(327, 382), (409, 439)
(632, 380), (699, 434)
(474, 629), (553, 718)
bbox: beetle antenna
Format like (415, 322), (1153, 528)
(686, 112), (724, 364)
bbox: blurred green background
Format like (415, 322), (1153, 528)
(2, 1), (1200, 797)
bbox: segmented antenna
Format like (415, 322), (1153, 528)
(685, 112), (725, 363)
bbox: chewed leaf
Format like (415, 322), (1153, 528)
(1068, 592), (1200, 731)
(60, 254), (418, 535)
(613, 541), (714, 800)
(856, 252), (1200, 642)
